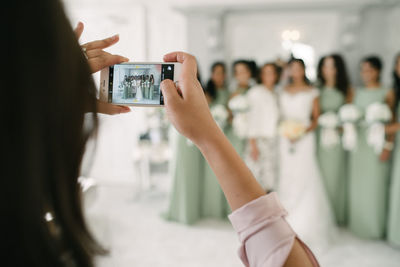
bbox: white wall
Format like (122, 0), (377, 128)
(180, 2), (400, 87)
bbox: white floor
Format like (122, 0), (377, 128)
(83, 175), (400, 267)
(81, 114), (400, 266)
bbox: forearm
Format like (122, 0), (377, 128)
(385, 123), (400, 135)
(306, 122), (317, 133)
(196, 125), (265, 211)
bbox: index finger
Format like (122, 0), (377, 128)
(163, 51), (197, 78)
(82, 34), (120, 50)
(74, 21), (84, 40)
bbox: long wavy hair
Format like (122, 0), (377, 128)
(393, 53), (400, 109)
(317, 54), (350, 96)
(205, 62), (226, 101)
(3, 0), (104, 266)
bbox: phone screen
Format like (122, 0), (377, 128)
(108, 63), (175, 105)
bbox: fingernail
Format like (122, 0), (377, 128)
(121, 107), (131, 113)
(111, 34), (119, 40)
(123, 57), (129, 61)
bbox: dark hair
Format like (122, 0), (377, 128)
(393, 53), (400, 108)
(259, 63), (282, 85)
(288, 58), (310, 85)
(4, 0), (103, 266)
(233, 60), (251, 76)
(211, 61), (225, 73)
(247, 60), (259, 79)
(317, 54), (350, 96)
(361, 55), (383, 82)
(205, 62), (226, 100)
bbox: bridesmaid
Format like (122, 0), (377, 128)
(202, 62), (231, 218)
(387, 53), (400, 247)
(348, 56), (396, 239)
(163, 76), (205, 225)
(316, 54), (351, 226)
(245, 63), (281, 191)
(226, 60), (253, 156)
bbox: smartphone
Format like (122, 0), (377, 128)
(99, 62), (181, 106)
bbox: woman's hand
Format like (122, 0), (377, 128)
(379, 148), (392, 162)
(161, 52), (218, 145)
(74, 22), (130, 115)
(74, 22), (129, 73)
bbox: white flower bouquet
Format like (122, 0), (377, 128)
(279, 120), (307, 140)
(232, 113), (248, 138)
(228, 94), (249, 114)
(338, 104), (362, 151)
(318, 112), (340, 148)
(339, 104), (362, 123)
(365, 102), (392, 124)
(365, 102), (392, 154)
(210, 104), (229, 129)
(319, 112), (339, 128)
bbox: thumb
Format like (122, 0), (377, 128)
(161, 79), (182, 107)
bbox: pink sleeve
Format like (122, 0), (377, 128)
(228, 192), (319, 267)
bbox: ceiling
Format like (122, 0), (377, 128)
(64, 0), (397, 8)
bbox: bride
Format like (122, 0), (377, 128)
(278, 58), (335, 255)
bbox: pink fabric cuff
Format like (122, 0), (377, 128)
(228, 193), (297, 267)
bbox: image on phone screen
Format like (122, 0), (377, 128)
(109, 64), (174, 105)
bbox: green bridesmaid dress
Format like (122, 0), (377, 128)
(202, 89), (231, 218)
(163, 128), (204, 225)
(387, 104), (400, 247)
(226, 87), (248, 156)
(348, 87), (391, 239)
(317, 87), (347, 226)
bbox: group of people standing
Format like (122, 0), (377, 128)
(120, 74), (155, 100)
(163, 52), (400, 252)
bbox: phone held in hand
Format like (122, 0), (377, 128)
(100, 62), (181, 107)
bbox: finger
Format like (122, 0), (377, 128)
(74, 22), (84, 40)
(163, 51), (197, 77)
(86, 49), (104, 58)
(97, 101), (131, 115)
(82, 34), (120, 50)
(161, 79), (182, 107)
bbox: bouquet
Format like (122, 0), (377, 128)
(279, 120), (307, 141)
(365, 102), (392, 124)
(365, 102), (392, 154)
(339, 104), (362, 151)
(232, 113), (248, 138)
(228, 94), (250, 138)
(318, 112), (340, 148)
(210, 104), (229, 129)
(228, 94), (249, 114)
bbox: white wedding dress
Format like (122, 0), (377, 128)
(278, 88), (336, 256)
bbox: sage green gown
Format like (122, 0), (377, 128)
(317, 87), (347, 226)
(226, 87), (248, 156)
(202, 89), (231, 218)
(387, 104), (400, 247)
(348, 87), (391, 239)
(163, 128), (204, 225)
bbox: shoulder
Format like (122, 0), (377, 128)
(304, 87), (319, 98)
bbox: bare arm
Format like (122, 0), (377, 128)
(306, 97), (320, 133)
(346, 87), (355, 103)
(380, 89), (397, 161)
(161, 52), (315, 267)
